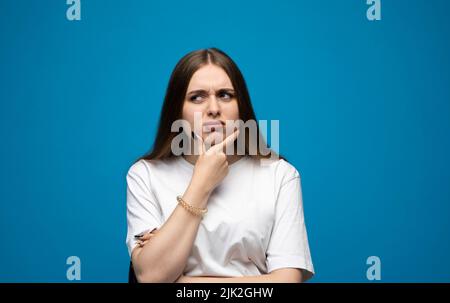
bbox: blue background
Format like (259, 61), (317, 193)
(1, 0), (449, 282)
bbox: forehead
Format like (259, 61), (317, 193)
(187, 64), (233, 91)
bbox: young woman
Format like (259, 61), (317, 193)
(126, 48), (314, 282)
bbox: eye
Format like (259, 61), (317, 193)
(189, 94), (204, 103)
(218, 92), (234, 101)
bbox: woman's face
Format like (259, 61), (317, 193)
(182, 64), (240, 144)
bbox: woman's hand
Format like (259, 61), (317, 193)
(131, 131), (242, 283)
(189, 129), (240, 199)
(136, 228), (158, 247)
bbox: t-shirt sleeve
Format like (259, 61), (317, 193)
(125, 161), (164, 257)
(265, 167), (315, 281)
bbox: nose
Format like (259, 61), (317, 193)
(206, 95), (221, 118)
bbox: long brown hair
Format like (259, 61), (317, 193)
(140, 48), (282, 161)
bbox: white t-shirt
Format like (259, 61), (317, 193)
(126, 156), (315, 279)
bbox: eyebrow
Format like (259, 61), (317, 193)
(186, 88), (235, 96)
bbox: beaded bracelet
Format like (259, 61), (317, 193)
(176, 195), (208, 218)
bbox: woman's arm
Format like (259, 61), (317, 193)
(131, 130), (241, 283)
(132, 183), (210, 283)
(176, 268), (303, 283)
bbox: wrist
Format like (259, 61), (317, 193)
(183, 182), (211, 209)
(188, 179), (212, 198)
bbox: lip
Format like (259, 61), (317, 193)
(202, 121), (224, 127)
(202, 120), (224, 133)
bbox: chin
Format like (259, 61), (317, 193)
(203, 131), (225, 145)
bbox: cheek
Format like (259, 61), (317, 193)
(181, 103), (194, 124)
(182, 102), (206, 129)
(223, 101), (240, 120)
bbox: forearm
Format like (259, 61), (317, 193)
(132, 184), (210, 283)
(177, 275), (275, 283)
(176, 269), (303, 283)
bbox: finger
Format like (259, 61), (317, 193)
(203, 132), (221, 151)
(137, 237), (153, 247)
(209, 129), (240, 154)
(135, 228), (158, 239)
(193, 132), (205, 155)
(139, 233), (155, 241)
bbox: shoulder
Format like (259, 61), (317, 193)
(252, 157), (301, 186)
(127, 159), (151, 178)
(273, 159), (301, 186)
(127, 157), (180, 181)
(126, 158), (166, 179)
